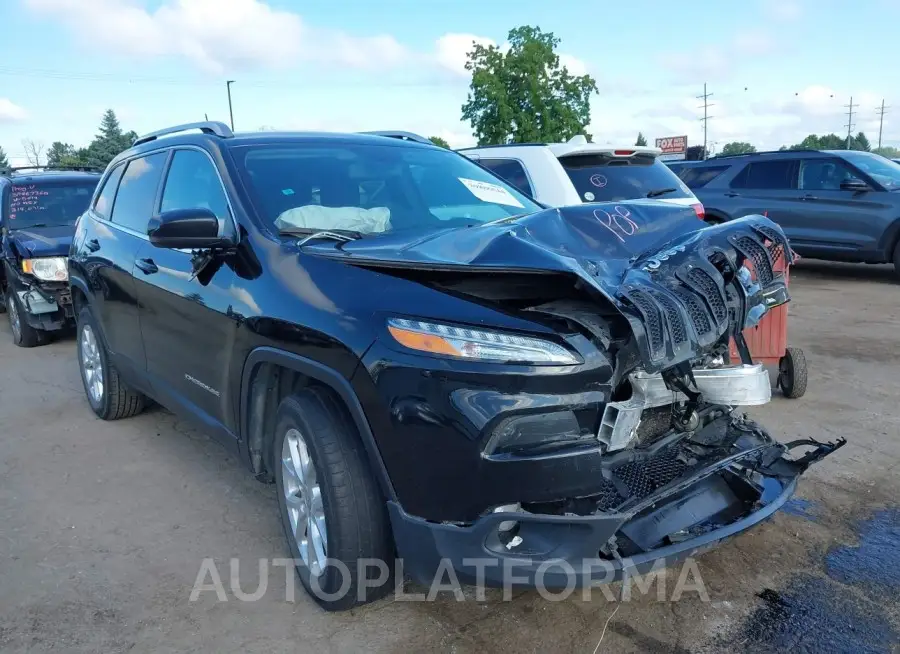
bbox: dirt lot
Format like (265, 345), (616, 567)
(1, 260), (898, 653)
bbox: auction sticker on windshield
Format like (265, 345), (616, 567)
(458, 178), (524, 208)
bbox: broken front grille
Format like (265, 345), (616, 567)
(626, 289), (665, 357)
(685, 268), (727, 324)
(734, 235), (774, 285)
(649, 290), (687, 345)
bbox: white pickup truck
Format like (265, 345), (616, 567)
(460, 135), (705, 218)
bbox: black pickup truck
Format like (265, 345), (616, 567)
(1, 168), (101, 346)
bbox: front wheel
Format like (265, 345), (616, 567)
(6, 289), (46, 348)
(274, 389), (393, 611)
(892, 241), (900, 280)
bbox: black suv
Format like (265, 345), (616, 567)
(69, 122), (843, 610)
(669, 150), (900, 276)
(1, 167), (101, 346)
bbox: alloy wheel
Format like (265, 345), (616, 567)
(80, 324), (105, 404)
(281, 428), (328, 577)
(8, 295), (21, 342)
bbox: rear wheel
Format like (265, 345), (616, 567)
(6, 289), (46, 348)
(76, 306), (146, 420)
(273, 389), (393, 611)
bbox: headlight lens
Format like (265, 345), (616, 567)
(387, 318), (580, 365)
(22, 257), (68, 282)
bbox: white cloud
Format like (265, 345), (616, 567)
(762, 0), (803, 21)
(0, 98), (28, 122)
(434, 33), (496, 76)
(25, 0), (407, 73)
(558, 54), (589, 77)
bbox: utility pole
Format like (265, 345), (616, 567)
(697, 83), (714, 160)
(844, 96), (858, 149)
(876, 99), (890, 150)
(226, 80), (235, 131)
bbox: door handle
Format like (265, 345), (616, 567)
(800, 194), (818, 201)
(724, 191), (740, 198)
(135, 258), (158, 275)
(86, 238), (100, 252)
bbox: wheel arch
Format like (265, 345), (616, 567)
(239, 347), (396, 501)
(877, 216), (900, 262)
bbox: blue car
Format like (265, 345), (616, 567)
(1, 167), (101, 346)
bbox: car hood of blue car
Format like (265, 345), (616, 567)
(7, 225), (74, 258)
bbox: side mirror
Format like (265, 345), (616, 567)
(840, 179), (870, 192)
(148, 208), (232, 250)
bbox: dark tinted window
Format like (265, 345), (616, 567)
(731, 160), (797, 190)
(559, 154), (692, 202)
(231, 144), (540, 234)
(94, 164), (125, 220)
(677, 165), (730, 189)
(798, 159), (862, 191)
(8, 179), (99, 229)
(160, 150), (229, 222)
(479, 158), (533, 196)
(110, 153), (167, 233)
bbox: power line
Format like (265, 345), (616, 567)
(844, 96), (858, 149)
(876, 99), (891, 149)
(697, 83), (714, 160)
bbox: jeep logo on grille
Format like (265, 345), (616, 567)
(642, 245), (686, 272)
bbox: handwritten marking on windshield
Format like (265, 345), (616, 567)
(593, 206), (639, 243)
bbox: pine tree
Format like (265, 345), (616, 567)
(635, 132), (648, 146)
(0, 146), (9, 171)
(85, 110), (134, 169)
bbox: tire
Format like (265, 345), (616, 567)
(6, 288), (46, 348)
(76, 305), (146, 420)
(892, 241), (900, 280)
(273, 389), (393, 611)
(778, 346), (808, 399)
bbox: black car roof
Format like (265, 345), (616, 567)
(2, 170), (102, 185)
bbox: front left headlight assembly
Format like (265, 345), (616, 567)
(387, 318), (580, 365)
(22, 257), (69, 282)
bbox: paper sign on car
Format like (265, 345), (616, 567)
(458, 178), (524, 208)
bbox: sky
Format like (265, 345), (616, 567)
(2, 0), (900, 166)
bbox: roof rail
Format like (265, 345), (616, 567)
(709, 148), (822, 160)
(1, 165), (103, 176)
(133, 121), (234, 147)
(359, 131), (433, 145)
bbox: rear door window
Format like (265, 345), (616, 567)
(677, 165), (730, 189)
(731, 160), (798, 190)
(478, 159), (534, 196)
(94, 164), (125, 219)
(558, 153), (693, 202)
(109, 153), (168, 234)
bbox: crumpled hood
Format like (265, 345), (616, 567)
(307, 202), (792, 372)
(7, 225), (74, 258)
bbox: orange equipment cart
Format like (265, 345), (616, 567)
(729, 246), (807, 398)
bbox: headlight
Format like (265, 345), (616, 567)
(22, 257), (68, 282)
(387, 318), (580, 365)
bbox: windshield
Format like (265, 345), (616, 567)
(7, 180), (98, 230)
(558, 153), (694, 202)
(839, 151), (900, 190)
(230, 142), (542, 235)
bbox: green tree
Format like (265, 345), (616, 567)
(635, 132), (647, 146)
(786, 133), (849, 150)
(851, 131), (871, 151)
(84, 109), (135, 169)
(429, 136), (450, 148)
(720, 141), (756, 156)
(874, 146), (900, 158)
(0, 146), (9, 170)
(461, 26), (598, 145)
(46, 141), (85, 168)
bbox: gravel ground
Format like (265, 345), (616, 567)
(1, 260), (898, 653)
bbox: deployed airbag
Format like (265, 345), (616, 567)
(275, 205), (391, 234)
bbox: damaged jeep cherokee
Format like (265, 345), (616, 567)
(69, 123), (845, 611)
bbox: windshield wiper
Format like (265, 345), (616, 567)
(286, 230), (363, 247)
(646, 187), (678, 198)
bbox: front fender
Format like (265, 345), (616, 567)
(238, 346), (396, 501)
